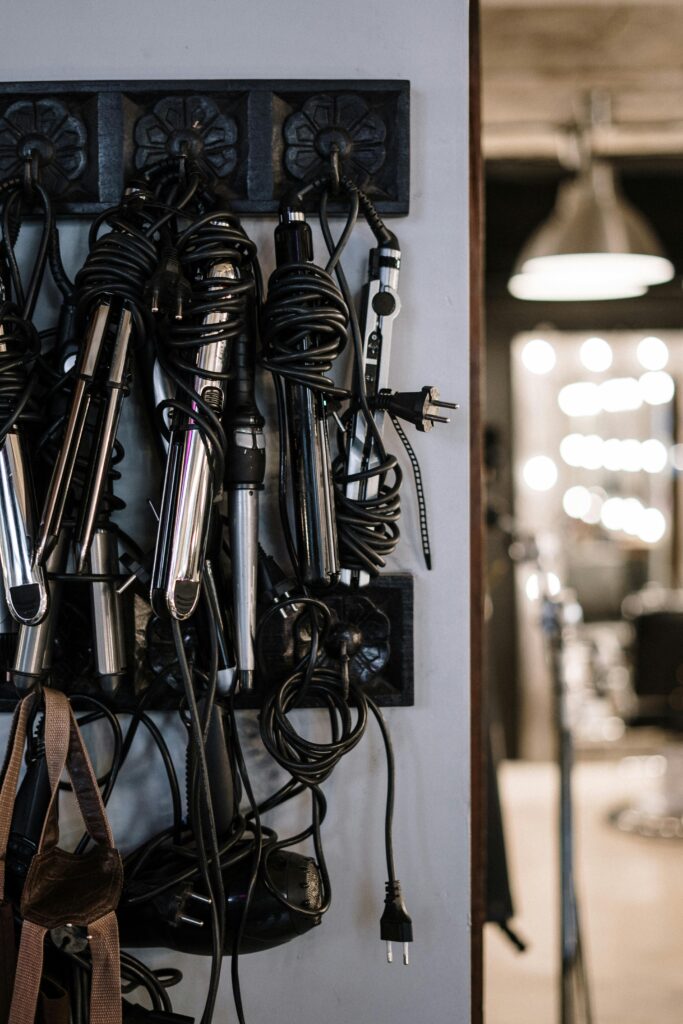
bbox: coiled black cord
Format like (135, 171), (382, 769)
(156, 209), (258, 491)
(255, 594), (398, 921)
(316, 184), (403, 578)
(0, 177), (57, 444)
(260, 261), (349, 397)
(261, 197), (351, 579)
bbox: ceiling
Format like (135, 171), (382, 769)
(482, 1), (683, 163)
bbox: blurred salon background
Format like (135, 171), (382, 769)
(481, 4), (683, 1023)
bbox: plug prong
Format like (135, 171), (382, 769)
(426, 413), (450, 424)
(433, 400), (458, 409)
(188, 891), (212, 906)
(403, 943), (410, 965)
(386, 940), (394, 964)
(178, 913), (203, 928)
(116, 573), (137, 596)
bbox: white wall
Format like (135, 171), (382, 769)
(0, 3), (471, 1022)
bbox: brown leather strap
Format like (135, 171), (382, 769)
(8, 919), (46, 1024)
(0, 696), (36, 900)
(0, 901), (16, 1023)
(89, 911), (122, 1024)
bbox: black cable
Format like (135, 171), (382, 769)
(225, 689), (263, 1024)
(260, 202), (350, 580)
(153, 199), (258, 494)
(171, 616), (225, 1024)
(318, 184), (403, 578)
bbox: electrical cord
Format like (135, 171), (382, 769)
(171, 613), (225, 1024)
(260, 198), (350, 581)
(153, 207), (258, 491)
(319, 181), (403, 579)
(255, 590), (411, 957)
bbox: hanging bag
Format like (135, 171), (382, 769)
(0, 687), (123, 1024)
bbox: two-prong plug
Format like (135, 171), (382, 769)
(148, 249), (192, 320)
(374, 387), (458, 432)
(380, 880), (413, 965)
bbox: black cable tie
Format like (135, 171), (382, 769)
(390, 414), (432, 571)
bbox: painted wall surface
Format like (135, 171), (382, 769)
(0, 3), (470, 1022)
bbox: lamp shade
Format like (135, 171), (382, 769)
(508, 162), (674, 301)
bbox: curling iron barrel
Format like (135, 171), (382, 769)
(275, 208), (339, 589)
(151, 257), (237, 620)
(225, 327), (265, 692)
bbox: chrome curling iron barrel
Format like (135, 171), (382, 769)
(225, 325), (265, 692)
(0, 307), (48, 625)
(151, 212), (257, 620)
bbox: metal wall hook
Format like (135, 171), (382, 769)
(329, 144), (341, 195)
(23, 149), (40, 199)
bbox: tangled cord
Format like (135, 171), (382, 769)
(255, 595), (398, 922)
(155, 206), (258, 491)
(315, 184), (403, 578)
(0, 176), (61, 444)
(260, 194), (351, 579)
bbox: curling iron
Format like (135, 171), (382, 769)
(341, 239), (402, 587)
(151, 255), (237, 621)
(224, 327), (265, 691)
(265, 205), (344, 589)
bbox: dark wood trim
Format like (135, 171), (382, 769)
(469, 1), (486, 1021)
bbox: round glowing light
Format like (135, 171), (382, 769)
(639, 508), (666, 544)
(640, 439), (668, 474)
(581, 434), (603, 470)
(583, 488), (605, 524)
(622, 498), (644, 536)
(639, 371), (674, 406)
(601, 497), (624, 531)
(523, 455), (558, 492)
(580, 336), (613, 373)
(600, 377), (642, 413)
(560, 433), (586, 468)
(637, 336), (669, 371)
(558, 382), (601, 417)
(602, 438), (622, 472)
(563, 486), (592, 519)
(620, 439), (642, 473)
(521, 338), (556, 375)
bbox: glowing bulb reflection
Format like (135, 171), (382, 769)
(637, 336), (669, 371)
(580, 336), (613, 373)
(639, 371), (674, 406)
(563, 486), (592, 519)
(523, 456), (558, 491)
(521, 338), (556, 375)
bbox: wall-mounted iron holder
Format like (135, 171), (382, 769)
(0, 573), (414, 711)
(0, 79), (410, 216)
